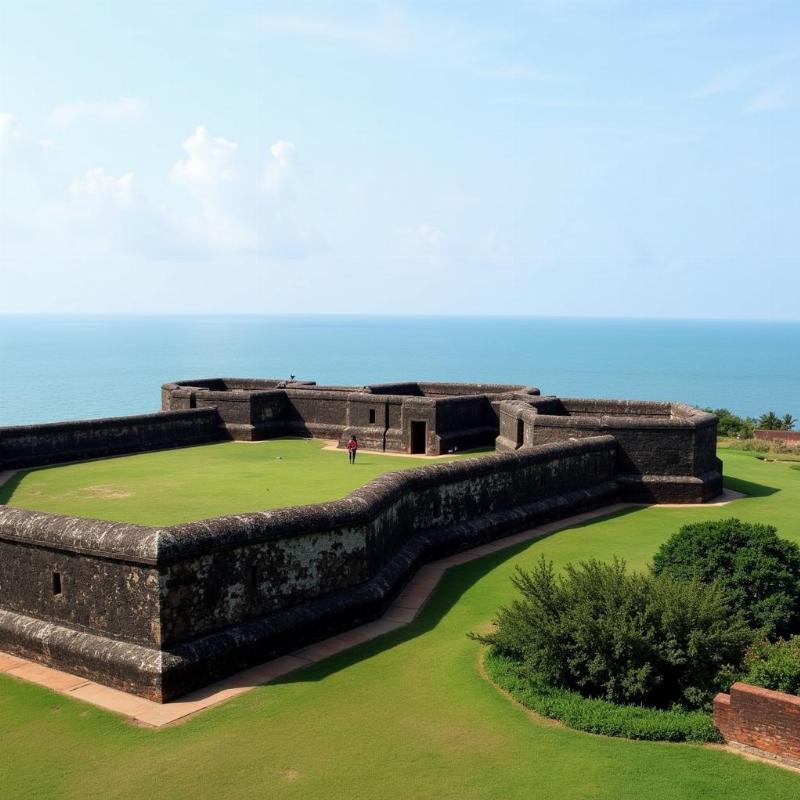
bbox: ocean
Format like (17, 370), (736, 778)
(0, 315), (797, 427)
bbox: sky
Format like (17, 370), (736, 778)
(0, 1), (798, 319)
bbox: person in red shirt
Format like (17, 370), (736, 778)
(347, 435), (358, 464)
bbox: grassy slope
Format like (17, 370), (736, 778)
(1, 450), (799, 799)
(0, 439), (483, 526)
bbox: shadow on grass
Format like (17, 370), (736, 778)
(269, 505), (647, 688)
(0, 471), (26, 505)
(723, 475), (780, 498)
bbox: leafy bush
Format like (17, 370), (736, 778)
(741, 636), (800, 695)
(705, 408), (755, 439)
(485, 650), (721, 742)
(475, 557), (751, 710)
(652, 519), (800, 639)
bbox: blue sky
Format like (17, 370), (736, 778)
(0, 1), (797, 319)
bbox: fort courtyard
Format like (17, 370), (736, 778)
(0, 439), (485, 526)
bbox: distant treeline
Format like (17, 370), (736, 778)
(705, 408), (797, 439)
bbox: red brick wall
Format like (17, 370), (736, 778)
(714, 682), (800, 766)
(754, 429), (800, 445)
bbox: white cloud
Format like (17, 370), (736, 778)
(169, 126), (253, 249)
(2, 115), (311, 261)
(265, 139), (295, 190)
(51, 97), (146, 126)
(70, 168), (134, 206)
(169, 127), (309, 254)
(478, 229), (506, 263)
(171, 125), (239, 186)
(0, 113), (22, 155)
(746, 85), (794, 113)
(417, 223), (443, 246)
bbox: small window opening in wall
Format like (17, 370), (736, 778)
(52, 571), (62, 596)
(250, 565), (259, 591)
(369, 408), (376, 424)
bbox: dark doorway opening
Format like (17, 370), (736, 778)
(410, 421), (427, 454)
(516, 419), (525, 448)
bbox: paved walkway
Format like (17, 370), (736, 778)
(0, 489), (744, 728)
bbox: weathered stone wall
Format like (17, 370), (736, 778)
(0, 436), (618, 700)
(161, 379), (541, 454)
(495, 398), (721, 503)
(158, 437), (616, 646)
(431, 395), (498, 453)
(714, 682), (800, 769)
(0, 376), (723, 700)
(0, 508), (165, 697)
(0, 524), (160, 646)
(0, 408), (223, 470)
(284, 389), (352, 440)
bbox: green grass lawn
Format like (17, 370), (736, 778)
(1, 449), (800, 799)
(0, 439), (485, 526)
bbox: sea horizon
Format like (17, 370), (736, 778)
(1, 314), (797, 428)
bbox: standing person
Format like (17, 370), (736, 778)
(347, 435), (358, 465)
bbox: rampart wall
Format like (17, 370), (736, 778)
(0, 408), (222, 470)
(496, 398), (721, 502)
(161, 379), (541, 455)
(0, 437), (618, 700)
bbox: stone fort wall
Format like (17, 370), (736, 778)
(0, 437), (617, 700)
(495, 397), (721, 503)
(0, 408), (221, 470)
(0, 377), (722, 700)
(161, 378), (540, 455)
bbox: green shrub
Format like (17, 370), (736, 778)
(741, 636), (800, 695)
(705, 408), (755, 439)
(475, 557), (751, 710)
(485, 650), (721, 742)
(651, 518), (800, 639)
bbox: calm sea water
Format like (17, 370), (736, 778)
(0, 315), (797, 427)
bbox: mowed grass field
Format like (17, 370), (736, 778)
(1, 450), (800, 799)
(0, 438), (486, 526)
